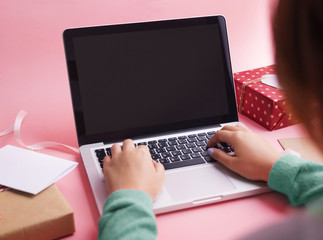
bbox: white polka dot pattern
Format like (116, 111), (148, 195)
(234, 65), (297, 130)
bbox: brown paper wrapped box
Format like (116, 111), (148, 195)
(0, 184), (75, 240)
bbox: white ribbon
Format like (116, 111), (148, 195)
(0, 110), (80, 154)
(0, 122), (15, 136)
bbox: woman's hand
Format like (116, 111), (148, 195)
(103, 139), (165, 200)
(207, 125), (280, 182)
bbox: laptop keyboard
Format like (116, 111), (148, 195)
(95, 131), (234, 170)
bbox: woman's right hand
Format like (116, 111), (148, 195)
(103, 139), (165, 200)
(206, 125), (281, 182)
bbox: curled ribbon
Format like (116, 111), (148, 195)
(238, 78), (262, 113)
(0, 110), (80, 154)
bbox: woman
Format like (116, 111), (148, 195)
(98, 0), (323, 239)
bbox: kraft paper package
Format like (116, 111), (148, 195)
(0, 184), (75, 240)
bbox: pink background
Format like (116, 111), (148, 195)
(0, 0), (308, 239)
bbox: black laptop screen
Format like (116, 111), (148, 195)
(64, 16), (238, 145)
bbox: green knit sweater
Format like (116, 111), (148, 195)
(98, 190), (157, 240)
(98, 154), (323, 240)
(268, 153), (323, 206)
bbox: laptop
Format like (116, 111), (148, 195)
(63, 15), (268, 215)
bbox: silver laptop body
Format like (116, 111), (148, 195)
(63, 15), (268, 215)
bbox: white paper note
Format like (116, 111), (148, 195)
(0, 145), (78, 194)
(261, 74), (284, 90)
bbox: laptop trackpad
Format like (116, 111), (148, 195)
(165, 165), (236, 202)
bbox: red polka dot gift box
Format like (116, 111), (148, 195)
(234, 65), (297, 131)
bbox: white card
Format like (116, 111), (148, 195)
(261, 74), (284, 90)
(0, 145), (78, 194)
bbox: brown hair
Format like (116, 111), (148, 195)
(273, 0), (323, 147)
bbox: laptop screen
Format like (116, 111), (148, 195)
(64, 16), (238, 145)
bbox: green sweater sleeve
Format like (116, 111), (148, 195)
(98, 190), (157, 240)
(268, 153), (323, 206)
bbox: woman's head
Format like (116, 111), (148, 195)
(273, 0), (323, 146)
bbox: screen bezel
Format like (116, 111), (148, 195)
(63, 15), (238, 146)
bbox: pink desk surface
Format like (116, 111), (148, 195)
(0, 0), (307, 239)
